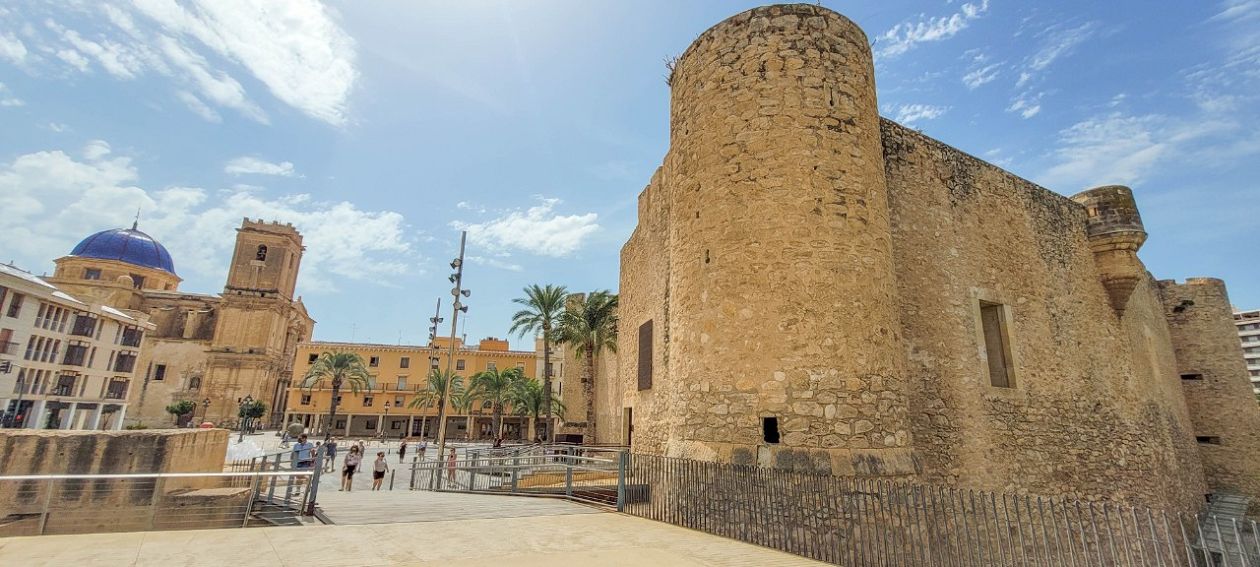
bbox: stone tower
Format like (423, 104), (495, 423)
(1160, 278), (1260, 504)
(1071, 186), (1148, 315)
(223, 218), (304, 300)
(204, 219), (312, 426)
(633, 4), (913, 473)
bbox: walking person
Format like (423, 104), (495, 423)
(372, 452), (389, 491)
(398, 438), (408, 463)
(418, 440), (427, 462)
(325, 437), (338, 473)
(340, 445), (362, 492)
(291, 434), (315, 486)
(446, 447), (457, 483)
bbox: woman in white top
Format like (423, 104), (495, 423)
(340, 445), (362, 492)
(371, 452), (389, 491)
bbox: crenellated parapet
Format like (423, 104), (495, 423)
(1070, 185), (1148, 315)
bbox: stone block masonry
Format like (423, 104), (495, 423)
(610, 3), (1259, 515)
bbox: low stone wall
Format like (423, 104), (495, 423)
(0, 429), (237, 536)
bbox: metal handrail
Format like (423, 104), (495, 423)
(0, 471), (313, 481)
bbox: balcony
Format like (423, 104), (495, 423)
(0, 341), (17, 355)
(69, 315), (97, 338)
(105, 388), (128, 400)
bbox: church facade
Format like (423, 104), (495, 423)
(48, 218), (314, 428)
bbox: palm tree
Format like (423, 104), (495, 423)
(409, 369), (462, 440)
(299, 351), (372, 440)
(450, 385), (481, 441)
(509, 284), (568, 442)
(510, 377), (566, 441)
(558, 291), (618, 443)
(472, 366), (526, 440)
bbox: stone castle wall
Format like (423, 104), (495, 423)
(1161, 278), (1260, 505)
(881, 120), (1206, 511)
(613, 3), (1258, 513)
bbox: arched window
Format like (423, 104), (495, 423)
(255, 244), (268, 261)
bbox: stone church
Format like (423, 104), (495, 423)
(605, 4), (1260, 514)
(48, 218), (314, 428)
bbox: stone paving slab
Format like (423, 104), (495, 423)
(0, 512), (827, 566)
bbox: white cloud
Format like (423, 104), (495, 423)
(46, 122), (69, 132)
(466, 255), (524, 272)
(55, 48), (90, 71)
(1038, 113), (1181, 190)
(962, 63), (1001, 89)
(1006, 92), (1043, 119)
(176, 90), (221, 123)
(1210, 0), (1260, 23)
(877, 0), (990, 59)
(12, 2), (356, 125)
(893, 103), (949, 125)
(1027, 22), (1099, 72)
(452, 197), (599, 258)
(455, 201), (487, 213)
(0, 82), (23, 107)
(82, 140), (112, 160)
(225, 156), (296, 177)
(0, 144), (415, 294)
(129, 0), (357, 125)
(0, 32), (27, 64)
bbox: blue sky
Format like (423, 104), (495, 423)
(0, 1), (1257, 345)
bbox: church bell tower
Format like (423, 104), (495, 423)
(224, 218), (304, 300)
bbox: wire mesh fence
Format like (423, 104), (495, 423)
(622, 453), (1259, 567)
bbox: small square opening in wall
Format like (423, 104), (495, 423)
(762, 416), (780, 444)
(1180, 373), (1204, 381)
(1197, 436), (1222, 445)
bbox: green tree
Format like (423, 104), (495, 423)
(408, 369), (463, 440)
(238, 400), (267, 432)
(450, 386), (482, 441)
(510, 377), (565, 441)
(299, 351), (372, 440)
(558, 290), (618, 444)
(472, 366), (525, 440)
(165, 400), (196, 426)
(509, 284), (569, 442)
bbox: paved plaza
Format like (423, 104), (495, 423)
(0, 510), (826, 566)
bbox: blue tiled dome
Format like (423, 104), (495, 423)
(70, 225), (176, 275)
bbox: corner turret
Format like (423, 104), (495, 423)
(1070, 185), (1148, 315)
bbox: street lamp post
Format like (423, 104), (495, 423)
(435, 231), (470, 468)
(237, 395), (253, 443)
(381, 401), (390, 437)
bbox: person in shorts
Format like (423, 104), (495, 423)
(340, 445), (362, 492)
(324, 438), (338, 472)
(291, 434), (315, 484)
(398, 439), (408, 463)
(371, 451), (389, 491)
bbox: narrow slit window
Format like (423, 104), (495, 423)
(1197, 436), (1221, 445)
(637, 320), (653, 391)
(979, 301), (1015, 388)
(1180, 373), (1204, 381)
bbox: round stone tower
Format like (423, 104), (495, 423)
(1070, 185), (1148, 315)
(662, 5), (912, 473)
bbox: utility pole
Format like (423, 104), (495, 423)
(434, 231), (470, 470)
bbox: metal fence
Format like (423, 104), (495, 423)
(409, 445), (628, 508)
(0, 469), (315, 537)
(623, 453), (1259, 567)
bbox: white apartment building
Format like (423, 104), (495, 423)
(1236, 308), (1260, 393)
(0, 263), (153, 430)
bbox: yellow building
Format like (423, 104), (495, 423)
(284, 337), (540, 440)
